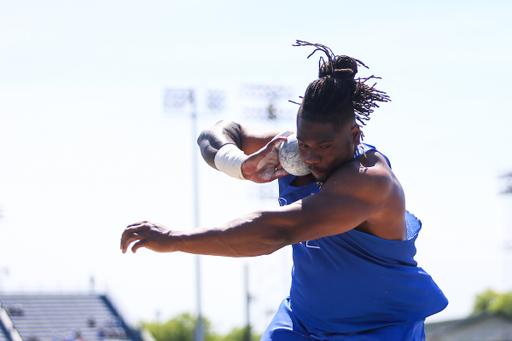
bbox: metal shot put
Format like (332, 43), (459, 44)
(277, 132), (311, 177)
(120, 40), (448, 341)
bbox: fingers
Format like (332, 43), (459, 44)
(121, 232), (144, 254)
(259, 136), (287, 158)
(130, 239), (146, 254)
(274, 130), (294, 139)
(265, 131), (291, 149)
(271, 168), (289, 181)
(267, 136), (288, 150)
(120, 221), (150, 254)
(126, 220), (151, 229)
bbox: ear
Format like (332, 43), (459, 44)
(350, 124), (362, 145)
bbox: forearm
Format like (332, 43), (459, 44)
(197, 120), (286, 170)
(121, 205), (305, 256)
(172, 209), (297, 257)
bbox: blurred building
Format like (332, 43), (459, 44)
(426, 313), (512, 341)
(0, 293), (154, 341)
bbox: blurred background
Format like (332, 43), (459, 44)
(1, 0), (511, 336)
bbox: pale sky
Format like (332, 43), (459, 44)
(1, 0), (511, 334)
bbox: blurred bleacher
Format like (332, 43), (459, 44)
(0, 318), (10, 341)
(0, 293), (154, 341)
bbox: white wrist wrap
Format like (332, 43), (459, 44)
(214, 144), (248, 180)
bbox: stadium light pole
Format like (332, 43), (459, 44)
(500, 171), (512, 252)
(164, 88), (203, 341)
(499, 171), (512, 289)
(0, 267), (8, 293)
(244, 263), (252, 341)
(164, 88), (224, 341)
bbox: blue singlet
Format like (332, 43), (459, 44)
(261, 144), (448, 341)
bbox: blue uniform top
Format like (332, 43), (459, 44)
(265, 144), (448, 340)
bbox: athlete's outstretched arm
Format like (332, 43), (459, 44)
(197, 120), (290, 183)
(120, 164), (393, 257)
(120, 193), (372, 257)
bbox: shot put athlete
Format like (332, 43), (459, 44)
(120, 41), (448, 340)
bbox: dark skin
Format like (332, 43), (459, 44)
(120, 118), (406, 256)
(196, 120), (291, 183)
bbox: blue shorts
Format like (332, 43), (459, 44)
(261, 298), (426, 341)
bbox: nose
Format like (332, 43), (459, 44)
(305, 150), (321, 165)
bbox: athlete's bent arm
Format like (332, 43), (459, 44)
(197, 120), (290, 183)
(197, 120), (285, 167)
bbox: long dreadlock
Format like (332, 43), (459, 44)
(293, 40), (390, 129)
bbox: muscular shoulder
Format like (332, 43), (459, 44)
(323, 150), (406, 240)
(323, 150), (396, 202)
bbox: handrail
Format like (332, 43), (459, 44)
(0, 303), (23, 341)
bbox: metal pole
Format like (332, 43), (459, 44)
(190, 91), (204, 341)
(0, 267), (8, 293)
(244, 263), (251, 341)
(165, 88), (224, 341)
(499, 172), (512, 289)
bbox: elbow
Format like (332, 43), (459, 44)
(240, 243), (287, 258)
(197, 129), (207, 147)
(260, 242), (289, 256)
(222, 208), (304, 258)
(241, 232), (292, 258)
(267, 230), (295, 250)
(255, 212), (297, 251)
(256, 233), (291, 256)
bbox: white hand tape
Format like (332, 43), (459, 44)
(214, 144), (248, 180)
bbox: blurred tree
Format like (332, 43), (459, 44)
(143, 313), (209, 341)
(142, 313), (261, 341)
(222, 326), (261, 341)
(472, 289), (512, 318)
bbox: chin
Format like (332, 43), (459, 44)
(311, 171), (328, 183)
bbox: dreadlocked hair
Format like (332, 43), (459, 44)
(293, 40), (390, 130)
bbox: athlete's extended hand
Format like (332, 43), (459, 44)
(241, 132), (291, 183)
(121, 221), (176, 254)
